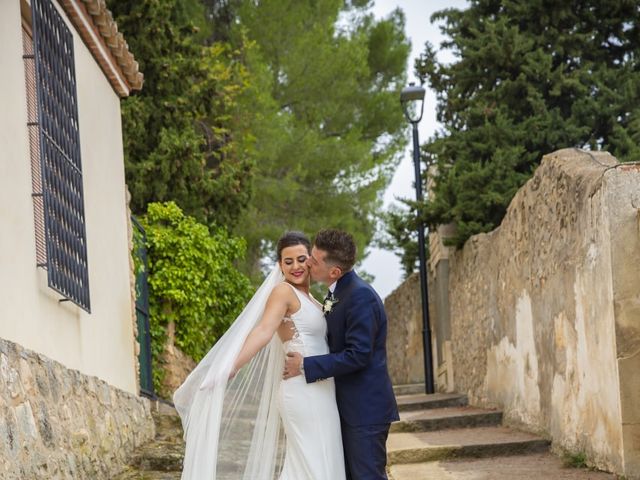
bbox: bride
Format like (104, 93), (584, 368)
(173, 231), (346, 480)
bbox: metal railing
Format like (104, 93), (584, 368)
(132, 216), (155, 398)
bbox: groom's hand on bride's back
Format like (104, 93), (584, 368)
(283, 352), (303, 379)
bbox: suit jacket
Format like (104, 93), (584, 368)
(303, 271), (399, 426)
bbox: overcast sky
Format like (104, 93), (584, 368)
(362, 0), (467, 299)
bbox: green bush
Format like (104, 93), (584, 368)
(139, 201), (252, 392)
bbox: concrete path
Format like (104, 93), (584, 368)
(387, 385), (616, 480)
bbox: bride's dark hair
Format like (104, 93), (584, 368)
(277, 231), (311, 260)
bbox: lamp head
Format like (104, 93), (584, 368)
(400, 82), (426, 124)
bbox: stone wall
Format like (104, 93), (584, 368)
(0, 338), (155, 479)
(429, 149), (640, 478)
(161, 341), (196, 399)
(384, 273), (425, 385)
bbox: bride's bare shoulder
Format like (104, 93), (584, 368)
(269, 282), (297, 302)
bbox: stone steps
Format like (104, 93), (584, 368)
(388, 453), (616, 480)
(119, 388), (614, 479)
(129, 440), (185, 472)
(387, 387), (614, 479)
(396, 392), (468, 412)
(114, 402), (185, 479)
(392, 383), (426, 396)
(391, 406), (502, 433)
(387, 426), (550, 464)
(115, 469), (182, 480)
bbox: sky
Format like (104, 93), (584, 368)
(361, 0), (468, 300)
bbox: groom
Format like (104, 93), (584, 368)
(284, 229), (399, 479)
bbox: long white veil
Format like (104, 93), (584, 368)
(173, 266), (286, 479)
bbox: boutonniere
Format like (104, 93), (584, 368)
(323, 295), (339, 315)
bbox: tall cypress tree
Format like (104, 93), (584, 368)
(108, 0), (255, 227)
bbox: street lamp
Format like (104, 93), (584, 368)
(400, 82), (435, 395)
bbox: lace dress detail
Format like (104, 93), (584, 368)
(282, 315), (305, 355)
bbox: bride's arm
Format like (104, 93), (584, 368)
(231, 283), (291, 376)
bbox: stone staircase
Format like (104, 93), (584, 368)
(388, 384), (615, 480)
(114, 401), (184, 479)
(114, 387), (616, 479)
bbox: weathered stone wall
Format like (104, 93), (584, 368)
(385, 273), (425, 385)
(431, 149), (640, 477)
(0, 338), (155, 479)
(161, 343), (196, 399)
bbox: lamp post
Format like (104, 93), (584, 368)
(400, 83), (435, 395)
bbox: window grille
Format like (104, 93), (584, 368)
(26, 0), (91, 312)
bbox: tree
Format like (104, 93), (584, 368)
(108, 0), (255, 227)
(209, 0), (411, 276)
(378, 205), (420, 277)
(390, 0), (640, 258)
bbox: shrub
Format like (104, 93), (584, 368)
(139, 201), (252, 392)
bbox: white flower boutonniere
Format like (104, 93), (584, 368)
(323, 296), (339, 315)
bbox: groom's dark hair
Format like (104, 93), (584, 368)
(314, 229), (356, 272)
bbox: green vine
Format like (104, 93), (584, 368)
(138, 201), (252, 393)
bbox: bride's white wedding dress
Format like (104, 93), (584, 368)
(278, 283), (345, 480)
(173, 267), (345, 480)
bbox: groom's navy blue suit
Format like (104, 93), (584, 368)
(303, 270), (399, 480)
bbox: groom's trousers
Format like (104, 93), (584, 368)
(341, 422), (391, 480)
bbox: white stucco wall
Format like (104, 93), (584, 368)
(0, 0), (137, 394)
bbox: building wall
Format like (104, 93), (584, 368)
(0, 0), (137, 394)
(429, 149), (640, 477)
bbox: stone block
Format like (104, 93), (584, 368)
(18, 358), (34, 395)
(0, 406), (19, 457)
(34, 401), (54, 447)
(98, 382), (112, 406)
(34, 363), (50, 399)
(14, 401), (37, 440)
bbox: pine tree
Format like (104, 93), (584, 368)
(392, 0), (640, 260)
(218, 0), (411, 274)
